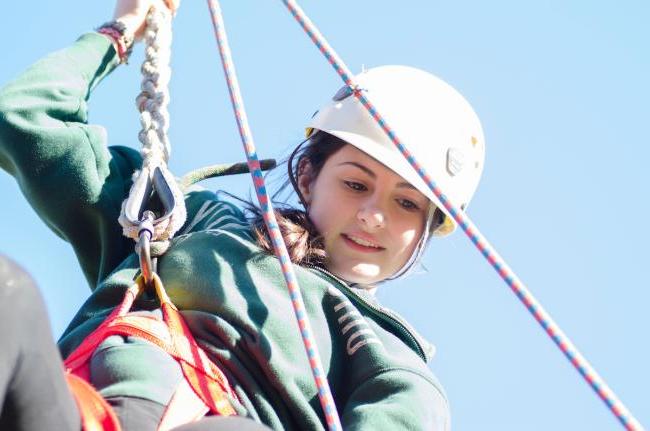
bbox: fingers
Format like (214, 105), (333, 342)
(112, 0), (180, 41)
(152, 0), (179, 15)
(163, 0), (181, 14)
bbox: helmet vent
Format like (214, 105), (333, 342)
(446, 147), (465, 176)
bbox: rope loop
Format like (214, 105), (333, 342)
(118, 6), (186, 243)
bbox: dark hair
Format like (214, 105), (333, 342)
(250, 132), (347, 266)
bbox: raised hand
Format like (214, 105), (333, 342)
(112, 0), (180, 40)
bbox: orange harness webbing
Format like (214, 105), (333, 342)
(64, 275), (237, 431)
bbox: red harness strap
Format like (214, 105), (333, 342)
(64, 276), (237, 431)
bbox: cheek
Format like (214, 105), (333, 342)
(309, 205), (327, 235)
(395, 219), (425, 252)
(306, 191), (336, 237)
(400, 229), (419, 248)
(307, 180), (349, 234)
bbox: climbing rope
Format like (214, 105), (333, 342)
(118, 7), (187, 245)
(280, 1), (644, 430)
(205, 1), (342, 430)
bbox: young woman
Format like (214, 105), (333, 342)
(0, 0), (484, 429)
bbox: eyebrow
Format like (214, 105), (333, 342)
(337, 161), (417, 190)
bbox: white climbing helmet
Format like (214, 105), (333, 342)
(306, 65), (485, 236)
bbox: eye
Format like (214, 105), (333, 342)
(397, 198), (421, 211)
(344, 180), (367, 192)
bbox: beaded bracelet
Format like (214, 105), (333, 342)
(97, 20), (134, 64)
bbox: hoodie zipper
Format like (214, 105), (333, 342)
(305, 264), (428, 362)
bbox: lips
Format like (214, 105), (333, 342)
(342, 233), (385, 252)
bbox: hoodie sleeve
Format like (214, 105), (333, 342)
(341, 367), (450, 430)
(0, 33), (142, 287)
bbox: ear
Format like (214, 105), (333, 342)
(297, 158), (315, 206)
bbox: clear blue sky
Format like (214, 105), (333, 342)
(1, 1), (648, 429)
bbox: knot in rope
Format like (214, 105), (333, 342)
(118, 7), (186, 243)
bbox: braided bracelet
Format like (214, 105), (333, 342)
(97, 20), (134, 64)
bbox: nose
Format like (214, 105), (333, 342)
(357, 203), (386, 230)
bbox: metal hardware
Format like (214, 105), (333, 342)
(137, 211), (156, 287)
(125, 166), (177, 226)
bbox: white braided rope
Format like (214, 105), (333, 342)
(118, 7), (186, 242)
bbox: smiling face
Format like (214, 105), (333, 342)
(298, 144), (429, 285)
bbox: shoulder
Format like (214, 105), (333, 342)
(178, 188), (250, 236)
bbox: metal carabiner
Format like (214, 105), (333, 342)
(137, 210), (156, 287)
(124, 166), (176, 287)
(124, 166), (177, 287)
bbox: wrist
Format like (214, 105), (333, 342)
(96, 20), (135, 64)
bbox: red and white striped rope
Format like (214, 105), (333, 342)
(205, 1), (342, 429)
(279, 0), (644, 429)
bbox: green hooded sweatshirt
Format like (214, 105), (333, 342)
(0, 33), (449, 430)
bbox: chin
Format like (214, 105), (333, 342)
(334, 263), (384, 285)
